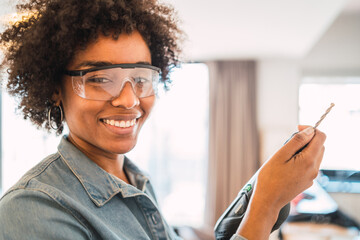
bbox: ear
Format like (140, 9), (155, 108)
(51, 86), (62, 106)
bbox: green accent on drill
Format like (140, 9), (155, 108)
(244, 184), (252, 192)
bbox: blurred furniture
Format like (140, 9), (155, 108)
(281, 222), (360, 240)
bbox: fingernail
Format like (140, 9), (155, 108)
(303, 127), (314, 135)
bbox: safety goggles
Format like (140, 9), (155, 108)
(64, 63), (161, 101)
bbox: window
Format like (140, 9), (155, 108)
(127, 63), (209, 227)
(299, 77), (360, 192)
(1, 63), (209, 227)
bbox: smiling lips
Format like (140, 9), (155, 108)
(102, 118), (137, 128)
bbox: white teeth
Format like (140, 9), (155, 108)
(103, 119), (137, 128)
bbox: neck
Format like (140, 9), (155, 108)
(67, 135), (130, 184)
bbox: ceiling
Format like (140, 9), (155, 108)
(0, 0), (358, 61)
(165, 0), (357, 61)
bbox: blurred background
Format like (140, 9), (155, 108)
(0, 0), (360, 239)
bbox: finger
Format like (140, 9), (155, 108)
(303, 129), (326, 159)
(279, 127), (315, 161)
(314, 146), (325, 171)
(297, 125), (311, 132)
(315, 145), (325, 170)
(283, 125), (313, 146)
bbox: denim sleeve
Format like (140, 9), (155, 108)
(230, 234), (248, 240)
(0, 189), (91, 240)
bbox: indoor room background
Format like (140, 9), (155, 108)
(0, 0), (359, 239)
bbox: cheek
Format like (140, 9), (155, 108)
(63, 99), (94, 128)
(140, 96), (156, 117)
(68, 100), (96, 116)
(61, 81), (102, 128)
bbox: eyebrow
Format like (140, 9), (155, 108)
(74, 61), (152, 69)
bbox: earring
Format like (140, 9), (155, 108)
(48, 105), (64, 130)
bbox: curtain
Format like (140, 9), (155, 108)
(204, 60), (259, 228)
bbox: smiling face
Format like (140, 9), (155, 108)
(60, 31), (155, 159)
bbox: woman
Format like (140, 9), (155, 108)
(0, 0), (326, 239)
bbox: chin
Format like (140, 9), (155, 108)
(109, 140), (137, 154)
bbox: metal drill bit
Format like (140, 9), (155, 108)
(314, 103), (335, 129)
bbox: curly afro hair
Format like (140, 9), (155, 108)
(0, 0), (183, 134)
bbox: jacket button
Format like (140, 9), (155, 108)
(151, 213), (158, 225)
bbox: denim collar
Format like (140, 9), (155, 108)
(57, 136), (149, 207)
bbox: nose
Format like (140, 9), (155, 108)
(111, 82), (140, 109)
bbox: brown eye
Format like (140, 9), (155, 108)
(86, 77), (111, 83)
(134, 77), (151, 86)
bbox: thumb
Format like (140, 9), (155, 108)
(281, 126), (315, 160)
(297, 125), (311, 132)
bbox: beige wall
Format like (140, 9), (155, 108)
(302, 12), (360, 76)
(256, 59), (301, 164)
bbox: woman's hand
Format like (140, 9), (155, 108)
(256, 125), (325, 210)
(237, 125), (326, 240)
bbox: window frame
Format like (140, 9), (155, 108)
(301, 76), (360, 193)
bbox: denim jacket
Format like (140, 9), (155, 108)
(0, 136), (183, 240)
(0, 136), (246, 240)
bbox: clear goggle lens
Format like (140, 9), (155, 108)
(65, 64), (160, 101)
